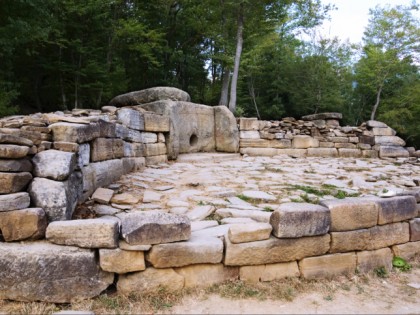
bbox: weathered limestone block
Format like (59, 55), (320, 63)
(292, 135), (319, 149)
(147, 236), (223, 268)
(335, 143), (357, 149)
(123, 142), (145, 157)
(91, 138), (124, 162)
(110, 87), (191, 106)
(302, 113), (342, 121)
(0, 158), (32, 172)
(111, 192), (140, 205)
(0, 192), (30, 212)
(362, 150), (378, 158)
(338, 148), (362, 158)
(0, 144), (29, 159)
(0, 208), (47, 241)
(392, 241), (420, 260)
(228, 223), (272, 244)
(216, 208), (271, 223)
(327, 136), (349, 143)
(239, 131), (260, 139)
(367, 222), (409, 250)
(77, 143), (90, 168)
(117, 267), (184, 294)
(29, 173), (82, 221)
(146, 155), (168, 165)
(330, 229), (371, 253)
(115, 124), (143, 142)
(240, 139), (290, 148)
(276, 149), (308, 158)
(53, 142), (79, 153)
(46, 219), (118, 248)
(0, 172), (32, 194)
(240, 147), (278, 157)
(119, 240), (151, 251)
(0, 133), (33, 146)
(143, 112), (170, 132)
(239, 262), (300, 283)
(359, 135), (375, 146)
(117, 108), (145, 131)
(356, 248), (393, 274)
(349, 137), (359, 143)
(0, 128), (43, 145)
(175, 264), (239, 288)
(410, 218), (420, 241)
(122, 157), (146, 172)
(320, 198), (378, 231)
(367, 120), (387, 128)
(49, 122), (100, 143)
(141, 132), (158, 143)
(379, 146), (409, 158)
(120, 212), (190, 245)
(307, 148), (338, 157)
(372, 127), (396, 136)
(0, 242), (114, 303)
(224, 234), (330, 266)
(145, 143), (167, 157)
(214, 106), (239, 153)
(99, 248), (145, 274)
(270, 203), (330, 238)
(319, 142), (334, 148)
(372, 196), (417, 225)
(375, 136), (406, 146)
(299, 253), (356, 279)
(32, 150), (76, 180)
(239, 118), (259, 131)
(92, 188), (114, 204)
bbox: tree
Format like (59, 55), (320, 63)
(355, 3), (420, 120)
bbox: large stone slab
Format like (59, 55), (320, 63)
(143, 112), (170, 132)
(123, 142), (145, 157)
(224, 234), (330, 266)
(320, 198), (379, 231)
(299, 253), (356, 279)
(367, 222), (409, 250)
(32, 150), (76, 180)
(0, 158), (32, 172)
(356, 248), (393, 273)
(372, 196), (417, 225)
(0, 242), (114, 303)
(145, 143), (167, 156)
(29, 174), (82, 221)
(375, 136), (406, 146)
(115, 124), (143, 142)
(367, 120), (387, 128)
(330, 229), (371, 253)
(214, 106), (239, 153)
(240, 147), (278, 157)
(216, 208), (271, 223)
(0, 133), (33, 146)
(49, 122), (100, 143)
(0, 192), (30, 212)
(239, 118), (259, 131)
(117, 108), (145, 131)
(239, 262), (300, 283)
(0, 208), (47, 241)
(307, 148), (338, 157)
(0, 144), (29, 159)
(239, 131), (260, 139)
(241, 190), (276, 201)
(187, 205), (215, 221)
(91, 138), (124, 162)
(270, 203), (330, 238)
(175, 264), (239, 288)
(338, 148), (362, 158)
(228, 223), (272, 244)
(119, 212), (191, 245)
(379, 146), (409, 158)
(46, 219), (119, 248)
(146, 236), (223, 268)
(110, 87), (191, 106)
(117, 267), (184, 294)
(292, 135), (319, 149)
(372, 127), (396, 136)
(99, 248), (145, 274)
(0, 172), (32, 194)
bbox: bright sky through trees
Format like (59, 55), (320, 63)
(319, 0), (419, 42)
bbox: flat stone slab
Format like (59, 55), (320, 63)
(216, 208), (271, 223)
(0, 158), (33, 172)
(187, 205), (215, 221)
(147, 236), (223, 268)
(46, 219), (119, 248)
(0, 144), (29, 159)
(143, 190), (162, 203)
(0, 172), (32, 194)
(99, 248), (145, 274)
(0, 242), (113, 303)
(270, 203), (330, 238)
(241, 190), (276, 202)
(299, 252), (356, 279)
(191, 220), (219, 232)
(0, 192), (31, 212)
(92, 188), (114, 204)
(119, 212), (191, 245)
(371, 196), (417, 225)
(110, 87), (191, 106)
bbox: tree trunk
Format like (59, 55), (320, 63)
(219, 67), (231, 105)
(228, 2), (244, 114)
(74, 54), (82, 110)
(370, 84), (383, 121)
(59, 47), (67, 110)
(248, 76), (261, 119)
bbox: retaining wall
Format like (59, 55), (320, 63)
(0, 88), (420, 303)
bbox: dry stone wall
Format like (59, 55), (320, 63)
(0, 88), (419, 303)
(238, 113), (415, 159)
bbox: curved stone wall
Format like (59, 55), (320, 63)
(0, 88), (419, 303)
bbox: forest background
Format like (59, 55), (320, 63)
(0, 0), (419, 147)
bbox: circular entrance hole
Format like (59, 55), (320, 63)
(189, 134), (198, 147)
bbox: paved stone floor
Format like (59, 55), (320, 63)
(92, 153), (420, 233)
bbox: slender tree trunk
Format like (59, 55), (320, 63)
(74, 54), (82, 109)
(97, 33), (114, 107)
(228, 2), (244, 114)
(370, 84), (383, 121)
(248, 75), (260, 119)
(59, 47), (67, 110)
(219, 67), (231, 105)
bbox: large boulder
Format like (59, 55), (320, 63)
(109, 87), (191, 107)
(0, 242), (114, 303)
(214, 106), (239, 153)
